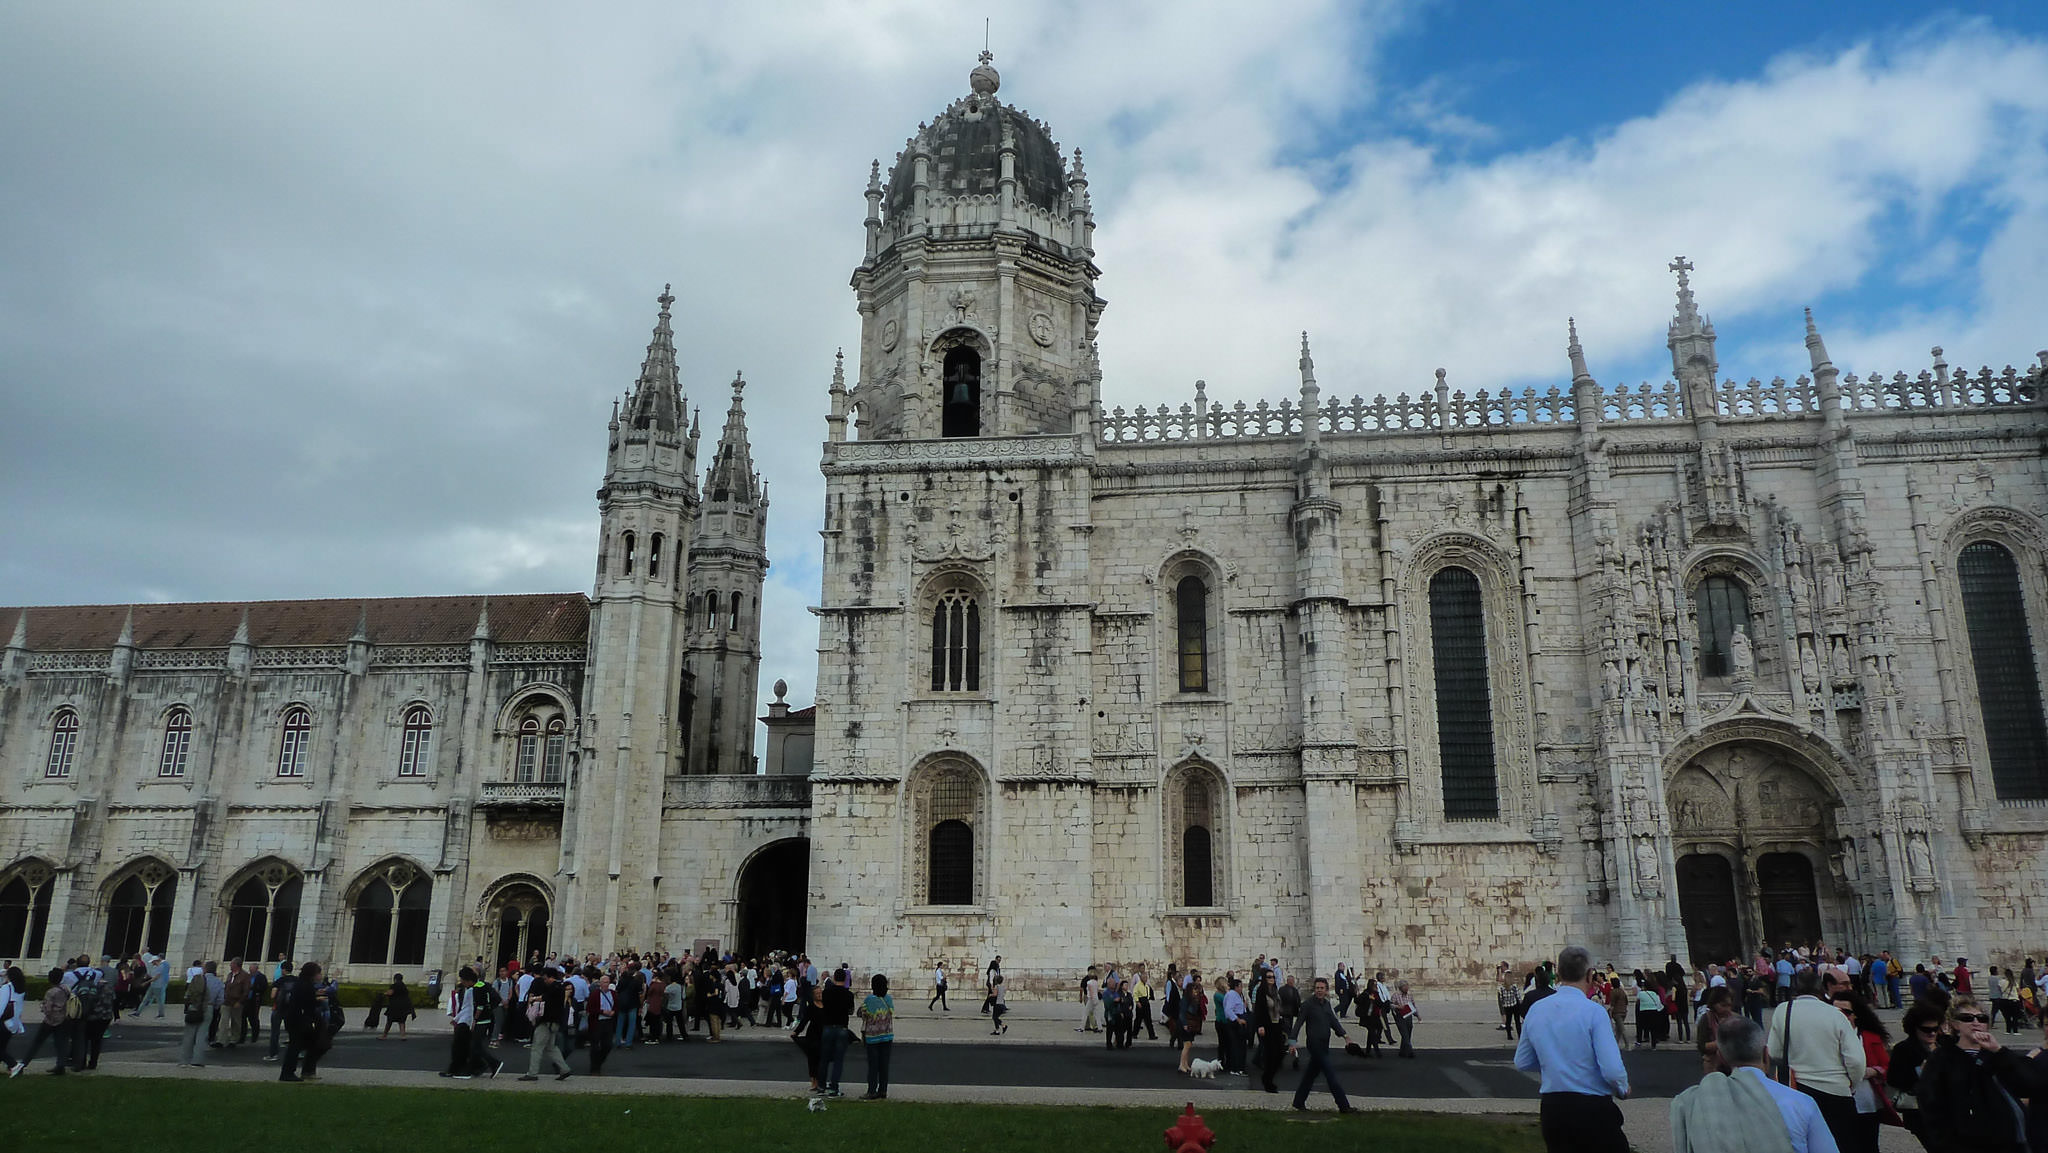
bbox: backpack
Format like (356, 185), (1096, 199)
(63, 983), (85, 1021)
(472, 982), (500, 1021)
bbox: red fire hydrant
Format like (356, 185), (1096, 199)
(1163, 1103), (1216, 1153)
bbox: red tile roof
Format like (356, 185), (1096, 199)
(1, 593), (589, 650)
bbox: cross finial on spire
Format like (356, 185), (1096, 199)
(732, 370), (745, 395)
(1669, 255), (1694, 284)
(658, 284), (675, 314)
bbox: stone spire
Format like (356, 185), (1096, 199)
(1666, 257), (1720, 418)
(826, 348), (849, 443)
(1569, 317), (1602, 435)
(623, 285), (685, 434)
(6, 610), (25, 651)
(110, 607), (136, 683)
(704, 373), (760, 505)
(472, 598), (493, 641)
(2, 610), (27, 684)
(227, 606), (254, 678)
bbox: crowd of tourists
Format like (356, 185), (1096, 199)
(1509, 941), (2048, 1153)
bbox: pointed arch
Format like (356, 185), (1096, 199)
(1164, 760), (1229, 910)
(0, 856), (58, 959)
(219, 857), (305, 964)
(1941, 507), (2048, 802)
(345, 857), (433, 968)
(101, 855), (178, 958)
(903, 754), (988, 908)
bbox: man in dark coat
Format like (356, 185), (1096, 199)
(1289, 976), (1357, 1113)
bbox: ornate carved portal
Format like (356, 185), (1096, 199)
(1668, 741), (1844, 962)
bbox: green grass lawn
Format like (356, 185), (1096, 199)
(16, 1079), (1544, 1152)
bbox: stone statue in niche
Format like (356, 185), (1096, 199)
(1800, 639), (1823, 694)
(1729, 628), (1755, 688)
(1830, 637), (1854, 685)
(1907, 833), (1934, 882)
(1602, 659), (1622, 701)
(1633, 836), (1662, 891)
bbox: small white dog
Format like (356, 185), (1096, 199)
(1188, 1058), (1224, 1079)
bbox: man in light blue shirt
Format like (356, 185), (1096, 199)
(1672, 1014), (1838, 1153)
(1775, 954), (1795, 1001)
(1515, 946), (1631, 1153)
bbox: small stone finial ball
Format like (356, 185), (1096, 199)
(774, 678), (788, 701)
(970, 63), (1000, 96)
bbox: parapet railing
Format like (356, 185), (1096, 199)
(1098, 362), (2040, 444)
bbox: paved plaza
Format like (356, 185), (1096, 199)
(62, 994), (1932, 1152)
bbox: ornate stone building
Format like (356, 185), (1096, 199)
(0, 288), (809, 975)
(803, 54), (2048, 992)
(4, 53), (2045, 993)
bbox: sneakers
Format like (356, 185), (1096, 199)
(261, 1055), (279, 1062)
(453, 1074), (474, 1080)
(489, 1061), (505, 1079)
(278, 1074), (301, 1082)
(556, 1071), (572, 1082)
(824, 1088), (843, 1099)
(517, 1074), (540, 1081)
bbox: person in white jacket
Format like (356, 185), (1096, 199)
(1764, 970), (1864, 1153)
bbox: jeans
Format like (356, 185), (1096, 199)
(1539, 1092), (1629, 1153)
(928, 985), (947, 1011)
(269, 1011), (286, 1056)
(588, 1020), (614, 1072)
(76, 1018), (111, 1069)
(1291, 1045), (1350, 1109)
(821, 1026), (852, 1090)
(447, 1024), (473, 1074)
(1396, 1014), (1414, 1056)
(615, 1008), (638, 1047)
(864, 1039), (891, 1096)
(469, 1018), (494, 1072)
(140, 982), (168, 1016)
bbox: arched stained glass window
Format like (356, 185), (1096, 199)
(398, 706), (433, 777)
(1696, 575), (1751, 678)
(1958, 541), (2048, 800)
(1177, 576), (1209, 693)
(1430, 567), (1498, 820)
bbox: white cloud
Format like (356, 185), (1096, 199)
(1, 4), (2041, 726)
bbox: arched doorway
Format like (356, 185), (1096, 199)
(0, 859), (57, 960)
(734, 839), (808, 959)
(1675, 853), (1742, 966)
(103, 859), (177, 958)
(1667, 738), (1851, 956)
(222, 860), (303, 963)
(484, 881), (550, 968)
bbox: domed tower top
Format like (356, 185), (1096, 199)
(848, 52), (1103, 442)
(877, 52), (1082, 240)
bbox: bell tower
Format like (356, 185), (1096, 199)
(847, 52), (1104, 441)
(682, 374), (769, 774)
(565, 285), (698, 952)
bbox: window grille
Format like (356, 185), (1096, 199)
(925, 767), (979, 905)
(1177, 575), (1209, 693)
(45, 710), (78, 778)
(1696, 575), (1750, 678)
(158, 707), (192, 778)
(1959, 541), (2048, 800)
(930, 591), (981, 692)
(1430, 567), (1499, 819)
(276, 706), (310, 777)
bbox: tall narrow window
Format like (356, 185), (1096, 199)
(1696, 575), (1751, 678)
(398, 705), (433, 777)
(543, 718), (567, 783)
(930, 590), (982, 692)
(649, 533), (663, 578)
(674, 541), (684, 588)
(276, 706), (311, 778)
(622, 532), (636, 576)
(1182, 781), (1215, 907)
(157, 707), (192, 778)
(102, 863), (175, 957)
(45, 710), (79, 778)
(0, 862), (54, 959)
(1430, 567), (1499, 819)
(730, 591), (743, 630)
(941, 347), (981, 438)
(1958, 541), (2048, 800)
(705, 592), (720, 631)
(516, 716), (541, 783)
(1176, 575), (1209, 693)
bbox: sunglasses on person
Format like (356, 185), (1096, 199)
(1953, 1013), (1992, 1024)
(1915, 1025), (1941, 1035)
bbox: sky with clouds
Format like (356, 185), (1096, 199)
(2, 1), (2044, 738)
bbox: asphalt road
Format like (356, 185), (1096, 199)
(98, 1021), (1705, 1099)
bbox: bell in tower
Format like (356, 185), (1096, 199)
(942, 346), (981, 437)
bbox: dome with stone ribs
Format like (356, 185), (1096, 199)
(883, 53), (1068, 218)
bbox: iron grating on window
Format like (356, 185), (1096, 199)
(1958, 541), (2048, 800)
(1430, 567), (1499, 820)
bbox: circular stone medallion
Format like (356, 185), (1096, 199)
(880, 318), (901, 352)
(1028, 312), (1054, 347)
